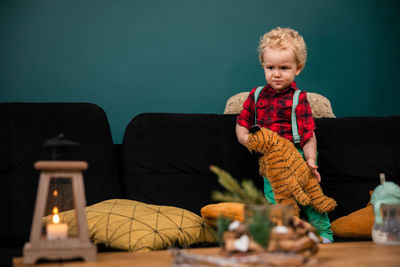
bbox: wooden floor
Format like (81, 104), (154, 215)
(13, 241), (400, 267)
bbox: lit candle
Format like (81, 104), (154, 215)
(47, 213), (68, 240)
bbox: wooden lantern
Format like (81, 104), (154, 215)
(23, 161), (96, 264)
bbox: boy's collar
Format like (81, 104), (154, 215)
(266, 81), (298, 94)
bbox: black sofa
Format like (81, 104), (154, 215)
(1, 102), (399, 266)
(0, 103), (122, 267)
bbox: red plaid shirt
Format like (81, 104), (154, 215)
(237, 82), (315, 147)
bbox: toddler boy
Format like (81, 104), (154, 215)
(236, 27), (333, 243)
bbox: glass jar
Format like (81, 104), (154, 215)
(372, 204), (400, 245)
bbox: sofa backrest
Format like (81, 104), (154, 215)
(121, 113), (261, 215)
(122, 113), (400, 222)
(0, 103), (122, 246)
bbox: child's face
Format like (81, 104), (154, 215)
(262, 47), (302, 92)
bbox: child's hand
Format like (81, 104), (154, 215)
(239, 133), (249, 146)
(306, 159), (321, 182)
(236, 124), (250, 147)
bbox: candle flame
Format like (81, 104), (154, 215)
(53, 214), (60, 224)
(52, 206), (59, 214)
(52, 206), (60, 224)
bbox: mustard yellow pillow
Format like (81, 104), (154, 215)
(200, 202), (245, 227)
(43, 199), (217, 251)
(331, 192), (374, 239)
(331, 204), (374, 238)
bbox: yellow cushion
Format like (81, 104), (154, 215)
(43, 199), (217, 251)
(200, 202), (245, 227)
(331, 192), (374, 239)
(331, 205), (374, 238)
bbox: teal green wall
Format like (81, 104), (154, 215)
(1, 0), (399, 143)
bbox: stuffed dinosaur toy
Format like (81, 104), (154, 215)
(246, 126), (337, 217)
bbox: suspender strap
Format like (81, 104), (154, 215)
(291, 90), (301, 145)
(254, 86), (264, 125)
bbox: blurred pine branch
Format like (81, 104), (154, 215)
(210, 165), (269, 205)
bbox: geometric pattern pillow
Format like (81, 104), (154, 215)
(43, 199), (217, 251)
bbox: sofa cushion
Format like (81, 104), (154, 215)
(0, 103), (122, 246)
(315, 116), (400, 221)
(121, 113), (261, 215)
(43, 199), (217, 251)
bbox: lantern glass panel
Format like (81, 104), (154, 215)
(43, 177), (78, 239)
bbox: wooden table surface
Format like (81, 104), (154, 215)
(13, 241), (400, 267)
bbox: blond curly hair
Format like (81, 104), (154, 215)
(258, 27), (307, 69)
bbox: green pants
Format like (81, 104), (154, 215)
(263, 151), (333, 241)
